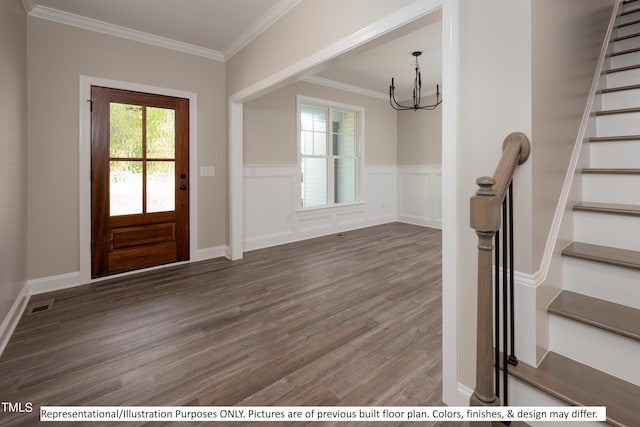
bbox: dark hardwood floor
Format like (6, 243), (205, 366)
(0, 223), (456, 426)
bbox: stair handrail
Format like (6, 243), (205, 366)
(470, 132), (531, 409)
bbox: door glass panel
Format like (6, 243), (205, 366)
(147, 161), (175, 213)
(110, 161), (143, 215)
(110, 103), (143, 158)
(147, 107), (175, 159)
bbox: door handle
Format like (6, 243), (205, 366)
(179, 184), (187, 191)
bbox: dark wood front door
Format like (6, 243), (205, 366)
(91, 86), (189, 278)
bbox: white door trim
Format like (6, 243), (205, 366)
(79, 76), (198, 285)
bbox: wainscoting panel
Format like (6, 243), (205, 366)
(243, 165), (397, 251)
(398, 165), (442, 228)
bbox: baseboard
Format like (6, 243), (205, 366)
(0, 281), (30, 357)
(29, 245), (228, 296)
(454, 382), (474, 406)
(398, 215), (442, 229)
(195, 245), (228, 261)
(244, 216), (397, 252)
(28, 272), (81, 295)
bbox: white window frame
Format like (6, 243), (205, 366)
(296, 95), (365, 211)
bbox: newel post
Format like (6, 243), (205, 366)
(470, 177), (500, 409)
(468, 132), (531, 422)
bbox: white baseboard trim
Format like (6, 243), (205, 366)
(398, 215), (442, 229)
(244, 216), (397, 252)
(29, 245), (228, 296)
(29, 272), (82, 295)
(0, 281), (30, 357)
(453, 382), (474, 406)
(195, 245), (229, 261)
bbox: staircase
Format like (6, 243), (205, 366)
(506, 1), (640, 426)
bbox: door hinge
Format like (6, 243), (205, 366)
(88, 99), (94, 112)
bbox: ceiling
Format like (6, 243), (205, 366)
(25, 0), (443, 100)
(26, 0), (292, 57)
(313, 11), (442, 101)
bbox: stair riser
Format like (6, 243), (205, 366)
(613, 36), (640, 53)
(563, 257), (640, 309)
(599, 87), (640, 110)
(616, 21), (640, 37)
(582, 174), (640, 204)
(610, 49), (640, 68)
(589, 139), (640, 167)
(596, 111), (640, 136)
(549, 315), (640, 386)
(606, 66), (640, 87)
(573, 211), (640, 252)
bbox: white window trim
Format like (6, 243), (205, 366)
(295, 95), (365, 212)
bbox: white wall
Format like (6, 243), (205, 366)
(457, 0), (533, 391)
(243, 165), (398, 250)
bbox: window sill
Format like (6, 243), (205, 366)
(296, 202), (366, 216)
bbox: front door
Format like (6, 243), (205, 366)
(91, 86), (189, 278)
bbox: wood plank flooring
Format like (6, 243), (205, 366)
(0, 223), (458, 427)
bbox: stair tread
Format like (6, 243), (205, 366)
(562, 241), (640, 270)
(507, 352), (640, 427)
(587, 134), (640, 141)
(582, 168), (640, 174)
(548, 290), (640, 341)
(594, 106), (640, 115)
(612, 31), (640, 41)
(616, 18), (640, 29)
(607, 45), (640, 56)
(604, 63), (640, 74)
(621, 7), (640, 17)
(574, 201), (640, 216)
(598, 83), (640, 93)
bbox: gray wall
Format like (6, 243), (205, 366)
(531, 0), (614, 267)
(244, 81), (397, 166)
(0, 0), (28, 325)
(26, 17), (228, 279)
(396, 95), (442, 165)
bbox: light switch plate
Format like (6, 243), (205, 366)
(200, 166), (215, 177)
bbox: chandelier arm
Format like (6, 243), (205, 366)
(390, 84), (415, 111)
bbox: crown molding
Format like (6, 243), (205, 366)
(29, 5), (225, 62)
(21, 0), (35, 14)
(224, 0), (303, 61)
(301, 75), (388, 100)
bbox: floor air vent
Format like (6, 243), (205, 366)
(27, 298), (54, 315)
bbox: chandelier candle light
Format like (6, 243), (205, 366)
(389, 51), (442, 111)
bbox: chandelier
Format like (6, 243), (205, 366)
(389, 51), (442, 111)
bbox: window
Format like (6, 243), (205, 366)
(298, 96), (363, 209)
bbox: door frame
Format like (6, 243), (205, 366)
(79, 76), (198, 285)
